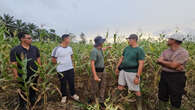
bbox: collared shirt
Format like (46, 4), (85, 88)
(51, 46), (74, 72)
(160, 47), (189, 72)
(90, 47), (104, 68)
(10, 45), (40, 76)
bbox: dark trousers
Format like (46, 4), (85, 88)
(158, 71), (186, 108)
(18, 75), (38, 108)
(58, 69), (75, 97)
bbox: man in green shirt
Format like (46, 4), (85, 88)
(115, 34), (145, 110)
(90, 36), (111, 105)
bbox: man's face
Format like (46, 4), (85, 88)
(63, 37), (70, 44)
(167, 38), (175, 46)
(127, 38), (136, 45)
(21, 34), (32, 45)
(99, 43), (103, 48)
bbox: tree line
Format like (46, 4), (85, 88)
(0, 14), (62, 41)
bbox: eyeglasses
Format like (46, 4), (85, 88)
(126, 38), (133, 40)
(24, 38), (32, 40)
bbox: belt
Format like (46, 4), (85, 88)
(95, 67), (104, 72)
(162, 71), (185, 75)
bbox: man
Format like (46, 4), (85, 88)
(115, 34), (145, 110)
(90, 36), (111, 105)
(10, 32), (41, 109)
(157, 33), (189, 110)
(51, 34), (79, 103)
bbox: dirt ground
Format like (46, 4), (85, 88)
(0, 73), (193, 110)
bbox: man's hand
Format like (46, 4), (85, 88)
(11, 62), (18, 80)
(176, 65), (184, 71)
(134, 77), (140, 85)
(106, 46), (112, 49)
(94, 75), (101, 82)
(102, 46), (112, 51)
(51, 57), (57, 64)
(157, 57), (164, 64)
(14, 74), (19, 80)
(115, 68), (119, 75)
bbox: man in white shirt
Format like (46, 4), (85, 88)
(51, 34), (79, 103)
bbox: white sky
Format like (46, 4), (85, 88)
(0, 0), (195, 37)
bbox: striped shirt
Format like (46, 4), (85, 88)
(161, 47), (189, 72)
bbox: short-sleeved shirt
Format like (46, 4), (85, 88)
(160, 47), (189, 72)
(10, 45), (40, 76)
(51, 46), (73, 72)
(90, 47), (104, 68)
(120, 46), (145, 72)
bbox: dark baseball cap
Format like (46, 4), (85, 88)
(94, 36), (106, 47)
(61, 34), (70, 40)
(126, 34), (138, 41)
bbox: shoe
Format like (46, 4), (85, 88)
(71, 94), (79, 101)
(61, 96), (67, 103)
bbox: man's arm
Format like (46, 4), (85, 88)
(91, 60), (100, 81)
(102, 46), (112, 51)
(117, 56), (124, 68)
(36, 47), (41, 65)
(137, 60), (144, 77)
(37, 57), (41, 65)
(11, 62), (18, 79)
(71, 55), (76, 71)
(51, 57), (57, 64)
(115, 56), (124, 75)
(158, 59), (181, 69)
(133, 60), (144, 85)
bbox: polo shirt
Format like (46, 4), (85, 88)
(10, 45), (40, 76)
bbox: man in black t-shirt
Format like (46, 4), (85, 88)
(10, 32), (41, 109)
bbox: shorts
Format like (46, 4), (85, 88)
(118, 70), (140, 91)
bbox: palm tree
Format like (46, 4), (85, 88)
(1, 14), (15, 25)
(27, 23), (39, 39)
(15, 19), (27, 31)
(1, 14), (16, 37)
(27, 23), (38, 33)
(49, 29), (55, 33)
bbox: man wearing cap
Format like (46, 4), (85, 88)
(157, 33), (189, 110)
(89, 36), (111, 105)
(51, 34), (79, 103)
(115, 34), (145, 110)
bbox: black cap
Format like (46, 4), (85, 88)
(61, 34), (70, 40)
(126, 34), (138, 41)
(94, 36), (106, 47)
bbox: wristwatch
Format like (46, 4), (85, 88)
(136, 75), (140, 78)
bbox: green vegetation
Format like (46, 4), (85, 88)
(0, 15), (195, 110)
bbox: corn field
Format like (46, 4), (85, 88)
(0, 22), (195, 110)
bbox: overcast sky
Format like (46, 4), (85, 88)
(0, 0), (195, 37)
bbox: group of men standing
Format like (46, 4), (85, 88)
(10, 32), (189, 110)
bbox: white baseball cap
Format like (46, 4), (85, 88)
(166, 33), (185, 42)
